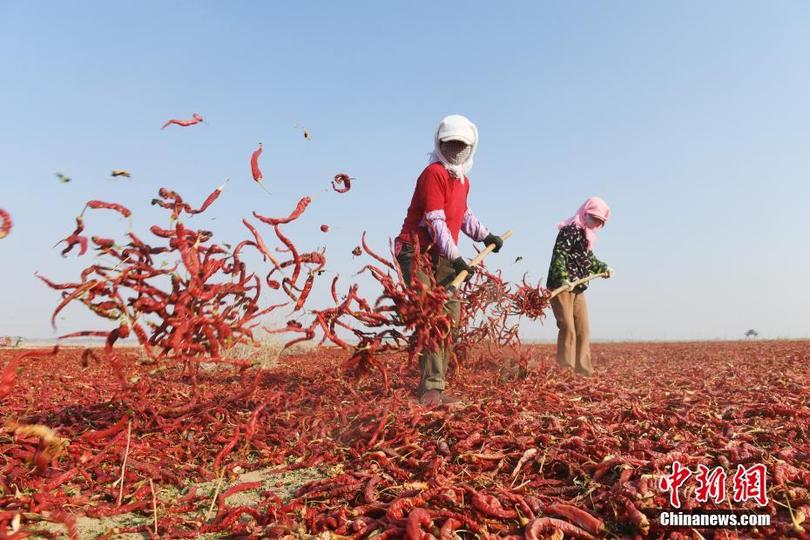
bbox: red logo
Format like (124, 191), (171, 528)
(660, 462), (769, 508)
(732, 464), (768, 506)
(658, 461), (692, 508)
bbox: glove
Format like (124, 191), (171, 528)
(483, 233), (503, 253)
(605, 267), (615, 279)
(451, 257), (475, 281)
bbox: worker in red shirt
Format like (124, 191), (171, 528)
(395, 114), (503, 406)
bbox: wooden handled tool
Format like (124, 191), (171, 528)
(547, 272), (608, 300)
(449, 230), (513, 290)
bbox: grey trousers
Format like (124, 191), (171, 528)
(396, 246), (460, 393)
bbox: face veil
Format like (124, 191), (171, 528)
(428, 115), (478, 182)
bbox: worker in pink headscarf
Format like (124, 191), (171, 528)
(546, 197), (614, 376)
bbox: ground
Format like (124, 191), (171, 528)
(1, 341), (808, 538)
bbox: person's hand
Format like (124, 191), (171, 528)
(605, 267), (615, 279)
(562, 279), (575, 291)
(451, 257), (475, 281)
(483, 233), (503, 253)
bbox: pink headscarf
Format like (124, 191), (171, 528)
(557, 196), (611, 251)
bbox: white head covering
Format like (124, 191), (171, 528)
(428, 114), (478, 183)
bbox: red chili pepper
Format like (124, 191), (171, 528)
(361, 231), (395, 270)
(161, 112), (204, 129)
(320, 224), (329, 233)
(332, 173), (352, 193)
(470, 490), (518, 519)
(56, 216), (89, 257)
(544, 503), (605, 536)
(362, 475), (382, 504)
(241, 219), (282, 270)
(619, 496), (650, 536)
(247, 145), (273, 195)
(252, 196), (312, 226)
(250, 143), (264, 184)
(80, 415), (130, 442)
(524, 517), (597, 540)
(191, 183), (226, 214)
(213, 426), (241, 473)
(80, 347), (99, 367)
(91, 236), (116, 249)
(175, 222), (201, 278)
(293, 274), (315, 311)
(105, 322), (130, 355)
(439, 518), (463, 540)
(0, 209), (12, 239)
(405, 508), (432, 540)
(50, 511), (80, 540)
(244, 404), (266, 443)
(218, 482), (263, 505)
(273, 225), (302, 285)
(84, 200), (132, 218)
(385, 495), (425, 521)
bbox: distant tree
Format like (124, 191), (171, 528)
(744, 329), (759, 338)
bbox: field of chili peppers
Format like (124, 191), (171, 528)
(1, 340), (808, 539)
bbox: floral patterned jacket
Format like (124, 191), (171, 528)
(546, 224), (608, 293)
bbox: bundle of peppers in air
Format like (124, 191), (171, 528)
(38, 187), (327, 394)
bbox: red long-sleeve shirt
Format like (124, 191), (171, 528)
(397, 163), (488, 259)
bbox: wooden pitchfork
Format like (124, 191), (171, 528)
(547, 272), (609, 300)
(448, 230), (513, 291)
(448, 229), (608, 300)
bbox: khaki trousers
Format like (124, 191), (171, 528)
(396, 246), (460, 394)
(550, 291), (593, 376)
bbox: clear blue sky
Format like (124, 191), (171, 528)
(1, 1), (808, 341)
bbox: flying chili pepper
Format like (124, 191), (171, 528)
(190, 182), (226, 215)
(332, 173), (352, 194)
(252, 196), (311, 226)
(111, 170), (131, 178)
(514, 256), (523, 263)
(293, 274), (316, 311)
(250, 143), (271, 194)
(84, 200), (132, 219)
(161, 113), (204, 129)
(55, 216), (88, 257)
(55, 172), (71, 183)
(0, 209), (11, 239)
(352, 246), (362, 257)
(320, 224), (329, 233)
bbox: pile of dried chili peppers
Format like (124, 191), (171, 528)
(1, 341), (808, 538)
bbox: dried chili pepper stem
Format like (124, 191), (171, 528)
(149, 478), (158, 535)
(205, 469), (226, 522)
(117, 421), (132, 506)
